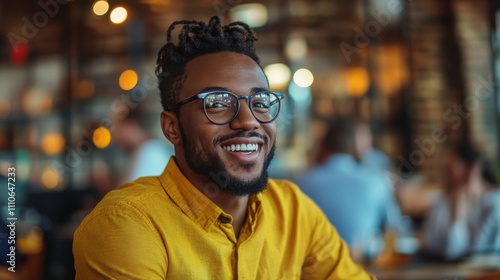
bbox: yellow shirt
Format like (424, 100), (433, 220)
(73, 158), (374, 279)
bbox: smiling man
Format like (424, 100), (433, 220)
(73, 16), (374, 279)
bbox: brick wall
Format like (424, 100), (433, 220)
(403, 0), (497, 184)
(404, 0), (462, 183)
(453, 0), (499, 161)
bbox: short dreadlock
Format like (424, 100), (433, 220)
(155, 16), (260, 111)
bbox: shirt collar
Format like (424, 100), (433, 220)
(158, 157), (262, 232)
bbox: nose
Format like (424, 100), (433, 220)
(229, 100), (260, 131)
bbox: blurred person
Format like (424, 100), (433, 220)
(73, 16), (374, 279)
(295, 118), (402, 259)
(424, 140), (500, 261)
(354, 119), (393, 172)
(112, 104), (173, 185)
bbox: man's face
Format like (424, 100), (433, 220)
(175, 51), (277, 196)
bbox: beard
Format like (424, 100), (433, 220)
(179, 125), (275, 196)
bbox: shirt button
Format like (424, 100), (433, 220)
(219, 216), (231, 224)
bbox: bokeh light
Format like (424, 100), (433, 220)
(93, 0), (109, 16)
(41, 167), (59, 189)
(293, 68), (314, 88)
(119, 69), (138, 90)
(22, 87), (53, 117)
(93, 126), (111, 149)
(230, 3), (268, 28)
(18, 226), (44, 254)
(41, 133), (66, 155)
(263, 63), (291, 90)
(110, 7), (128, 24)
(286, 35), (308, 61)
(345, 67), (370, 97)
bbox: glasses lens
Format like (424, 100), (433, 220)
(204, 92), (237, 124)
(251, 92), (280, 122)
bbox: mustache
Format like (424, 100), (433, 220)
(213, 131), (268, 146)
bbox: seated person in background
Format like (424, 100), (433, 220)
(295, 118), (401, 259)
(112, 104), (173, 185)
(424, 140), (500, 261)
(73, 16), (374, 279)
(354, 119), (392, 172)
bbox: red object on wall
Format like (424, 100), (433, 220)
(10, 43), (29, 65)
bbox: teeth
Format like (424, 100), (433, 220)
(223, 144), (259, 152)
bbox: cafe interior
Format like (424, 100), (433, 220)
(1, 0), (500, 279)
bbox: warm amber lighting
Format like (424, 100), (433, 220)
(41, 167), (59, 189)
(92, 0), (109, 16)
(73, 79), (95, 99)
(22, 88), (53, 116)
(345, 67), (370, 97)
(110, 7), (128, 24)
(18, 226), (43, 254)
(0, 99), (11, 118)
(93, 126), (111, 149)
(119, 69), (138, 90)
(41, 133), (65, 155)
(293, 68), (314, 88)
(375, 45), (408, 96)
(263, 63), (291, 90)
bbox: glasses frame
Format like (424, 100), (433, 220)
(166, 90), (285, 125)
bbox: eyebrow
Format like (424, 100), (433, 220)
(198, 86), (270, 94)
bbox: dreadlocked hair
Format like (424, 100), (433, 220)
(155, 16), (260, 111)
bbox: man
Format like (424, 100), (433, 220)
(296, 118), (401, 259)
(73, 16), (374, 279)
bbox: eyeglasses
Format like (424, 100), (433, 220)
(166, 90), (285, 125)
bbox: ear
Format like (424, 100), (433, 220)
(161, 111), (181, 145)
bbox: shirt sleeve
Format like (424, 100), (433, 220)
(472, 200), (500, 254)
(300, 194), (375, 280)
(424, 199), (470, 260)
(73, 201), (168, 279)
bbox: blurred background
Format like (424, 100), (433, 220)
(1, 0), (500, 279)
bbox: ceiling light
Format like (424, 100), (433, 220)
(110, 7), (128, 24)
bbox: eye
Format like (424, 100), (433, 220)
(252, 93), (271, 110)
(252, 101), (270, 109)
(204, 93), (233, 111)
(206, 102), (230, 109)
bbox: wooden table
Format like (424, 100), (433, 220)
(370, 254), (500, 280)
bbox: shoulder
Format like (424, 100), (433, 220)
(76, 177), (166, 234)
(262, 178), (325, 218)
(264, 178), (306, 202)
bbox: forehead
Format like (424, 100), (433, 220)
(180, 51), (268, 96)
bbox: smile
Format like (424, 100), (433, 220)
(222, 143), (259, 152)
